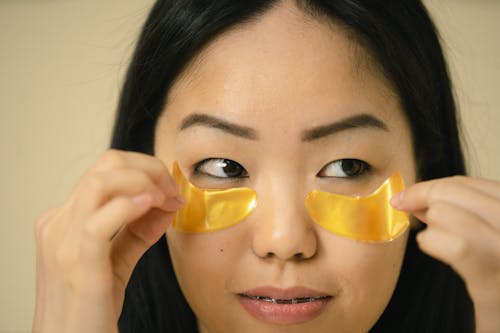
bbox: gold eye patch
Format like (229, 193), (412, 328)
(172, 162), (257, 232)
(305, 173), (408, 242)
(172, 162), (408, 241)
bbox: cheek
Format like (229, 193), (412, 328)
(320, 230), (408, 325)
(165, 228), (246, 319)
(166, 229), (234, 284)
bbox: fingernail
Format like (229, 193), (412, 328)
(390, 191), (404, 208)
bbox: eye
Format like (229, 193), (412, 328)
(194, 158), (248, 179)
(317, 159), (371, 178)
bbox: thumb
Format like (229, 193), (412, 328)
(110, 208), (176, 289)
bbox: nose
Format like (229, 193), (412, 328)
(251, 178), (318, 261)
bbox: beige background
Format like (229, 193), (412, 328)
(0, 1), (498, 332)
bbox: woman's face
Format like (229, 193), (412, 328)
(155, 3), (416, 333)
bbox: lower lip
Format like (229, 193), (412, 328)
(237, 295), (332, 325)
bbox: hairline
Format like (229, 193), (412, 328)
(162, 1), (399, 116)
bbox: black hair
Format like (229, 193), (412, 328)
(113, 1), (474, 332)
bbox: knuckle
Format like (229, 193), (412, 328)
(85, 173), (106, 194)
(451, 175), (467, 183)
(40, 222), (54, 243)
(35, 219), (51, 245)
(34, 208), (60, 243)
(34, 214), (49, 240)
(99, 149), (126, 168)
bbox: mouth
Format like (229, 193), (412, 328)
(237, 287), (333, 325)
(238, 293), (331, 304)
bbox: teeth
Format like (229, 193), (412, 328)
(243, 294), (329, 304)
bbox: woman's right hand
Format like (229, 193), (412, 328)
(32, 149), (185, 333)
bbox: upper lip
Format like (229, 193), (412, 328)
(238, 286), (332, 301)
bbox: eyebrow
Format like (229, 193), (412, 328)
(179, 113), (258, 140)
(301, 114), (389, 142)
(179, 113), (388, 141)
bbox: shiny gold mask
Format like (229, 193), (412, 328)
(305, 173), (409, 242)
(172, 162), (408, 241)
(172, 162), (257, 232)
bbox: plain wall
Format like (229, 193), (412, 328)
(0, 1), (498, 331)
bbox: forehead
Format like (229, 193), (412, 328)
(164, 1), (399, 132)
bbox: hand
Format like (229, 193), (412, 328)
(391, 175), (500, 333)
(32, 150), (185, 333)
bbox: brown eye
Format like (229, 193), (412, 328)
(317, 159), (371, 178)
(195, 158), (248, 178)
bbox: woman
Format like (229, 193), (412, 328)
(33, 1), (500, 332)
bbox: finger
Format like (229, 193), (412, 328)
(416, 227), (483, 285)
(392, 179), (500, 230)
(421, 201), (498, 247)
(81, 194), (153, 246)
(82, 191), (183, 244)
(34, 205), (71, 262)
(34, 206), (61, 247)
(451, 175), (500, 201)
(418, 227), (500, 333)
(110, 209), (174, 287)
(416, 227), (500, 282)
(33, 205), (66, 329)
(73, 168), (167, 216)
(416, 227), (467, 268)
(89, 149), (179, 197)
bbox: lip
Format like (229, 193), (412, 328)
(237, 286), (333, 325)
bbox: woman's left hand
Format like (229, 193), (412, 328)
(391, 175), (500, 333)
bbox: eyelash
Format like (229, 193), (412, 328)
(193, 158), (249, 179)
(316, 159), (372, 179)
(193, 158), (372, 180)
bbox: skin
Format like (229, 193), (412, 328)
(392, 178), (500, 332)
(32, 2), (500, 333)
(155, 3), (415, 333)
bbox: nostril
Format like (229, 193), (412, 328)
(263, 252), (305, 260)
(252, 227), (318, 261)
(293, 253), (304, 260)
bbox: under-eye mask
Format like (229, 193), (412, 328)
(305, 173), (408, 242)
(172, 162), (257, 232)
(171, 162), (408, 241)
